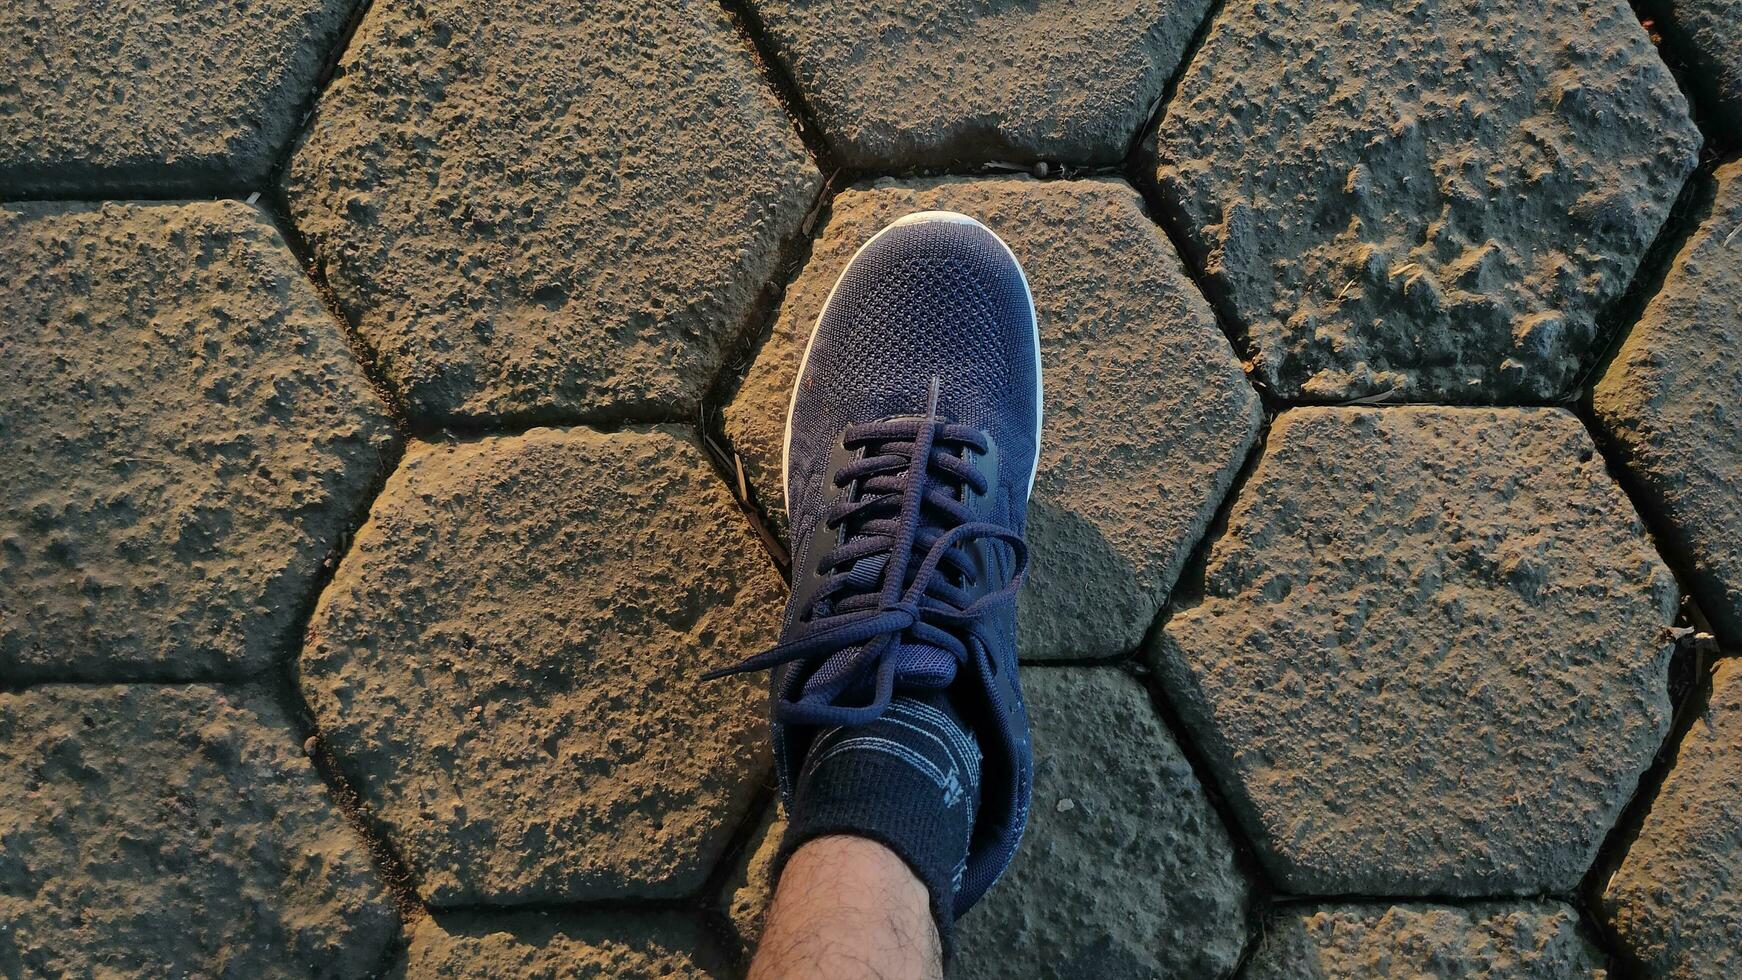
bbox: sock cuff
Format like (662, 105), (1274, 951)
(773, 703), (981, 962)
(774, 800), (965, 961)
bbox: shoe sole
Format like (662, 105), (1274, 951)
(781, 210), (1044, 514)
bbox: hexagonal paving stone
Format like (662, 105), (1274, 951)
(1155, 0), (1701, 402)
(1, 200), (399, 683)
(715, 669), (1252, 978)
(402, 911), (729, 979)
(1244, 902), (1608, 979)
(300, 425), (782, 905)
(286, 0), (821, 427)
(1151, 407), (1679, 895)
(0, 684), (398, 978)
(1659, 0), (1742, 133)
(719, 803), (783, 950)
(0, 0), (357, 194)
(953, 668), (1251, 979)
(1603, 658), (1742, 978)
(723, 177), (1261, 661)
(1594, 161), (1742, 642)
(748, 0), (1214, 170)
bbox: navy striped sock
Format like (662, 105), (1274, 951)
(776, 691), (983, 954)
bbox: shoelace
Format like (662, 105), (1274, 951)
(704, 381), (1028, 726)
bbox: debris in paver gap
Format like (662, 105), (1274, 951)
(285, 0), (820, 426)
(1157, 0), (1700, 402)
(724, 177), (1261, 662)
(1154, 406), (1678, 895)
(299, 426), (781, 905)
(0, 200), (399, 682)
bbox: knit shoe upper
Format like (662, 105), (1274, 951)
(710, 211), (1041, 917)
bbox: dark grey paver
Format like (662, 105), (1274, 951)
(951, 668), (1251, 979)
(723, 177), (1261, 661)
(1244, 902), (1608, 979)
(0, 684), (398, 979)
(1152, 407), (1678, 895)
(0, 200), (399, 683)
(286, 0), (820, 427)
(1662, 0), (1742, 134)
(300, 426), (782, 906)
(1156, 0), (1700, 402)
(1594, 160), (1742, 641)
(749, 0), (1214, 170)
(1603, 658), (1742, 978)
(402, 911), (729, 979)
(0, 0), (357, 193)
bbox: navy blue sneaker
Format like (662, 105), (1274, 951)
(709, 211), (1041, 919)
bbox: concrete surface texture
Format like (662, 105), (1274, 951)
(6, 0), (1742, 975)
(748, 0), (1214, 169)
(0, 685), (398, 979)
(400, 912), (729, 979)
(719, 804), (784, 952)
(948, 668), (1251, 979)
(725, 177), (1262, 662)
(1243, 902), (1609, 979)
(1603, 658), (1742, 978)
(286, 0), (821, 426)
(0, 0), (359, 194)
(298, 427), (781, 906)
(1662, 0), (1742, 132)
(1153, 407), (1678, 895)
(1157, 0), (1701, 403)
(0, 200), (398, 683)
(1595, 161), (1742, 640)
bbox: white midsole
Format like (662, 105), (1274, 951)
(780, 210), (1045, 514)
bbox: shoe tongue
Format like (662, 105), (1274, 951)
(889, 639), (957, 687)
(844, 552), (886, 592)
(839, 554), (955, 685)
(798, 638), (958, 703)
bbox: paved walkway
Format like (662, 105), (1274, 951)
(2, 0), (1740, 977)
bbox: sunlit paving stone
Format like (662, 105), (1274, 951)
(1152, 407), (1678, 894)
(1156, 0), (1701, 402)
(1244, 902), (1608, 979)
(747, 0), (1215, 170)
(0, 200), (399, 682)
(0, 684), (398, 978)
(724, 177), (1261, 661)
(402, 911), (729, 979)
(1594, 161), (1742, 642)
(718, 803), (784, 952)
(0, 0), (359, 193)
(1603, 658), (1742, 978)
(285, 0), (821, 426)
(299, 426), (781, 905)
